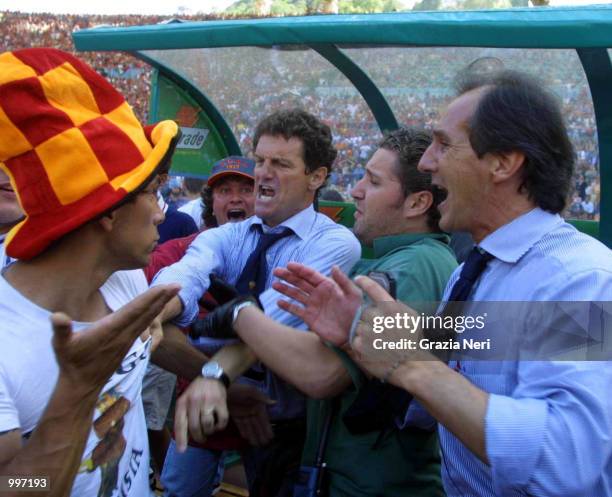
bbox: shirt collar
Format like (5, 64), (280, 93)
(372, 232), (450, 259)
(479, 207), (564, 264)
(250, 204), (316, 240)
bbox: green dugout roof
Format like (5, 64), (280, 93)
(73, 6), (612, 51)
(72, 6), (612, 247)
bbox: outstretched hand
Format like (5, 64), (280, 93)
(51, 284), (180, 396)
(273, 263), (362, 346)
(350, 276), (429, 385)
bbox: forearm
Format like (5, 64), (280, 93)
(151, 324), (208, 380)
(395, 360), (489, 463)
(1, 376), (100, 497)
(210, 342), (257, 381)
(153, 236), (222, 327)
(234, 307), (350, 398)
(159, 296), (183, 323)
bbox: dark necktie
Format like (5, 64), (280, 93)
(235, 225), (293, 297)
(434, 246), (494, 364)
(447, 246), (494, 303)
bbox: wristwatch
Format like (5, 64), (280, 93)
(201, 361), (230, 388)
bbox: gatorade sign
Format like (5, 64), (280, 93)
(177, 127), (209, 150)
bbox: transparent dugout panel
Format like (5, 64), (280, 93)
(145, 46), (599, 218)
(144, 46), (381, 201)
(340, 46), (600, 220)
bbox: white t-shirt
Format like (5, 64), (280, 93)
(0, 269), (151, 497)
(0, 233), (12, 270)
(177, 197), (204, 230)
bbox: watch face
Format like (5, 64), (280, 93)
(202, 362), (222, 379)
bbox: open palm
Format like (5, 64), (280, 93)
(273, 263), (362, 346)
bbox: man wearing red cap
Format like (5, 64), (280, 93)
(144, 156), (261, 496)
(0, 48), (179, 496)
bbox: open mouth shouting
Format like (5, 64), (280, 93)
(257, 184), (276, 202)
(226, 208), (247, 221)
(432, 184), (448, 209)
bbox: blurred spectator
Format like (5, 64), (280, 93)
(178, 177), (207, 230)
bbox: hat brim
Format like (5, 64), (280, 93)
(5, 120), (180, 260)
(208, 170), (255, 187)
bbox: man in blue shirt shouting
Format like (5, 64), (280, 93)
(153, 108), (360, 496)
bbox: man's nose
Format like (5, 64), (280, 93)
(153, 203), (165, 226)
(417, 145), (435, 173)
(350, 177), (365, 200)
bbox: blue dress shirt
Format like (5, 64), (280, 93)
(153, 205), (361, 419)
(433, 208), (612, 497)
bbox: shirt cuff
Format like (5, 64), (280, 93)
(486, 393), (548, 495)
(173, 292), (198, 328)
(151, 273), (198, 327)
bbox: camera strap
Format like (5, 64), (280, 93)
(313, 398), (340, 495)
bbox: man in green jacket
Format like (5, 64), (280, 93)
(295, 128), (457, 497)
(178, 128), (457, 496)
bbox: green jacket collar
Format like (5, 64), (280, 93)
(372, 232), (450, 259)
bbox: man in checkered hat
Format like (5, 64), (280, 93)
(0, 48), (180, 496)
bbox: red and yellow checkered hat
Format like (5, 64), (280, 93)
(0, 48), (180, 259)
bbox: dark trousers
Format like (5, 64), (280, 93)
(242, 418), (306, 497)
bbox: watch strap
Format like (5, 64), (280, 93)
(216, 371), (230, 389)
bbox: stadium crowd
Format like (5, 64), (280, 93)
(0, 10), (601, 220)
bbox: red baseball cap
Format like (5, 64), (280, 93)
(208, 156), (255, 187)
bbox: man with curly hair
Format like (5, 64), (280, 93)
(153, 109), (361, 496)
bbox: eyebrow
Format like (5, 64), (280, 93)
(365, 167), (381, 181)
(432, 129), (451, 142)
(254, 155), (293, 166)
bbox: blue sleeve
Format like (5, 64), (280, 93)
(259, 227), (361, 329)
(486, 270), (612, 496)
(398, 400), (437, 431)
(486, 361), (612, 496)
(151, 226), (229, 327)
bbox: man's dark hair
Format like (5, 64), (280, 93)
(183, 177), (206, 195)
(201, 185), (216, 228)
(253, 109), (337, 179)
(379, 127), (442, 232)
(455, 70), (574, 213)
